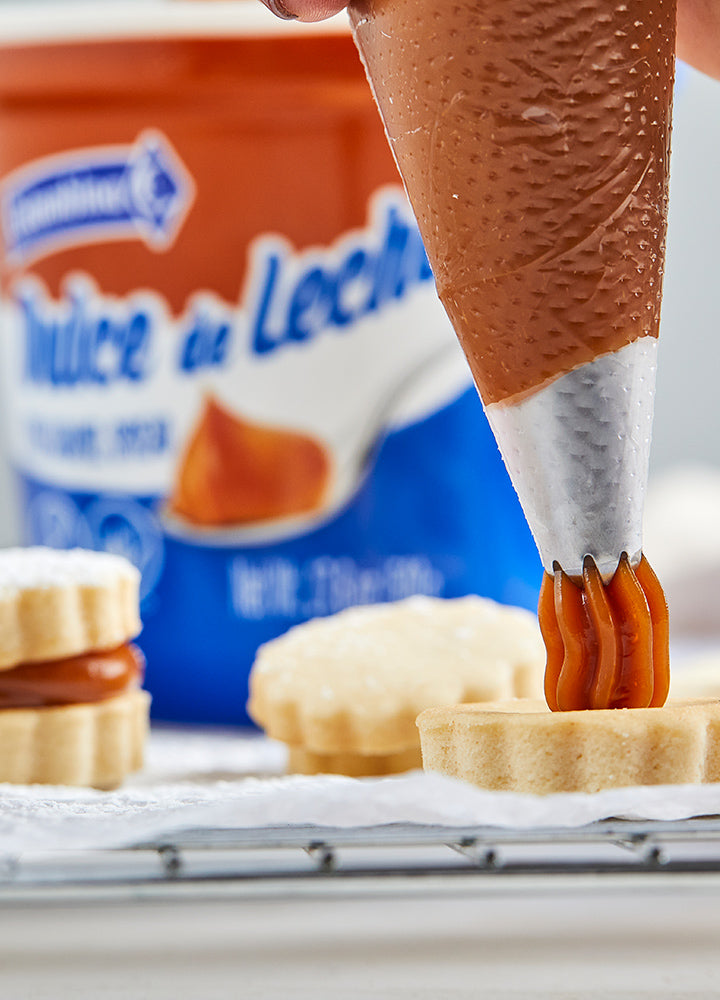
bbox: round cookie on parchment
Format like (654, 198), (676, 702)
(417, 697), (720, 794)
(248, 594), (545, 775)
(0, 547), (149, 788)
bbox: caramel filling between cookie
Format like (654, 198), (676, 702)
(0, 643), (145, 709)
(539, 554), (669, 712)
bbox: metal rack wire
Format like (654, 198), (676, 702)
(4, 816), (720, 903)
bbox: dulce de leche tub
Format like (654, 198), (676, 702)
(0, 0), (540, 724)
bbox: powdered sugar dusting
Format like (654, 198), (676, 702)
(0, 547), (138, 596)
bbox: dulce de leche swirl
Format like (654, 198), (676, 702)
(540, 555), (669, 711)
(349, 0), (676, 405)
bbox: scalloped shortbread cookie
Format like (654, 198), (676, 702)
(0, 689), (150, 789)
(417, 698), (720, 794)
(0, 547), (141, 670)
(248, 595), (545, 774)
(287, 743), (423, 777)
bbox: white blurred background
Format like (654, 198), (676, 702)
(654, 65), (720, 473)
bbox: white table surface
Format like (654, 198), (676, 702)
(1, 873), (719, 998)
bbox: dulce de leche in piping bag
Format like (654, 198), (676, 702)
(349, 0), (676, 710)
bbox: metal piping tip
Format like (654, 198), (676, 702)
(485, 337), (657, 583)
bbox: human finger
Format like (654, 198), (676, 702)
(259, 0), (347, 21)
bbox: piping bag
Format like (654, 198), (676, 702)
(348, 0), (676, 710)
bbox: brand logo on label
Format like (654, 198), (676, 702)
(1, 131), (195, 264)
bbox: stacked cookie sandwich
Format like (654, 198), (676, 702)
(0, 547), (149, 788)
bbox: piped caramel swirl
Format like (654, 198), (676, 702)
(539, 554), (669, 711)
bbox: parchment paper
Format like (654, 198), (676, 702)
(1, 726), (719, 853)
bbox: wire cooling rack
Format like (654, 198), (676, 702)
(3, 817), (720, 903)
